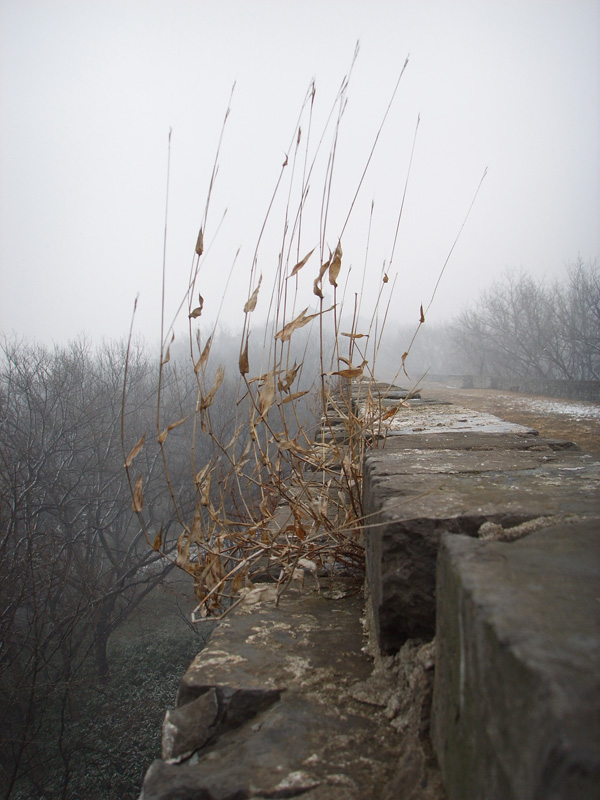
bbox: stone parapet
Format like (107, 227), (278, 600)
(431, 521), (600, 800)
(139, 386), (599, 800)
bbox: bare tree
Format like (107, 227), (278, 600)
(450, 261), (600, 380)
(0, 337), (190, 796)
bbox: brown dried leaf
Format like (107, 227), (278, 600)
(401, 351), (409, 378)
(328, 241), (342, 287)
(290, 247), (315, 277)
(275, 309), (318, 342)
(280, 389), (309, 405)
(158, 417), (188, 443)
(313, 254), (331, 299)
(278, 362), (300, 392)
(195, 226), (204, 256)
(341, 332), (367, 339)
(176, 531), (190, 569)
(161, 332), (175, 365)
(201, 365), (225, 411)
(189, 508), (203, 543)
(274, 437), (309, 454)
(383, 273), (389, 284)
(333, 366), (364, 380)
(243, 275), (262, 313)
(230, 570), (246, 595)
(195, 335), (213, 373)
(318, 254), (331, 281)
(132, 475), (144, 512)
(195, 463), (211, 487)
(200, 472), (212, 506)
(152, 527), (163, 552)
(420, 304), (425, 324)
(239, 336), (249, 375)
(382, 405), (400, 421)
(125, 434), (145, 468)
(259, 374), (275, 418)
(189, 295), (204, 319)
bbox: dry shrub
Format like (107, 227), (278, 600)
(123, 48), (485, 620)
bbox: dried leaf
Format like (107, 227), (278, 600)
(280, 390), (309, 405)
(383, 273), (389, 284)
(152, 527), (163, 552)
(201, 365), (225, 411)
(382, 405), (400, 420)
(259, 374), (275, 418)
(328, 241), (342, 287)
(243, 275), (262, 313)
(290, 247), (315, 277)
(341, 332), (367, 339)
(200, 473), (212, 506)
(275, 309), (318, 342)
(401, 351), (409, 378)
(195, 335), (213, 373)
(230, 570), (246, 595)
(317, 254), (331, 281)
(278, 362), (300, 392)
(161, 332), (175, 365)
(189, 508), (203, 543)
(274, 437), (309, 454)
(313, 254), (331, 299)
(420, 304), (425, 324)
(176, 531), (190, 569)
(158, 417), (188, 443)
(195, 463), (211, 487)
(132, 475), (144, 512)
(333, 366), (364, 380)
(225, 426), (242, 451)
(125, 434), (145, 468)
(195, 226), (204, 256)
(239, 336), (249, 375)
(189, 295), (204, 319)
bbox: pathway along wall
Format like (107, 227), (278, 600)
(139, 385), (600, 800)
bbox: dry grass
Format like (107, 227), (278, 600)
(123, 50), (485, 619)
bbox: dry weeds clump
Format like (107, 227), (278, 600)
(122, 48), (485, 621)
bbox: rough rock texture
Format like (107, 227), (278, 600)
(363, 419), (599, 652)
(432, 521), (600, 800)
(140, 391), (598, 800)
(139, 581), (444, 800)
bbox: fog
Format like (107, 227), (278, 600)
(1, 0), (598, 346)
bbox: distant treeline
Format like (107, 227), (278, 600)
(379, 260), (599, 384)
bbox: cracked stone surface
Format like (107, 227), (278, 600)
(139, 581), (443, 800)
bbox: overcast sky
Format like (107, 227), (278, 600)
(1, 0), (598, 348)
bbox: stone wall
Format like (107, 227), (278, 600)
(139, 387), (600, 800)
(362, 395), (600, 799)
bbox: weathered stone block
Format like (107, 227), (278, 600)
(431, 521), (600, 800)
(139, 586), (406, 800)
(363, 432), (599, 653)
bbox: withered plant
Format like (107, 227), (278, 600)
(123, 49), (485, 619)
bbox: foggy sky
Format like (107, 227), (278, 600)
(1, 0), (598, 347)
